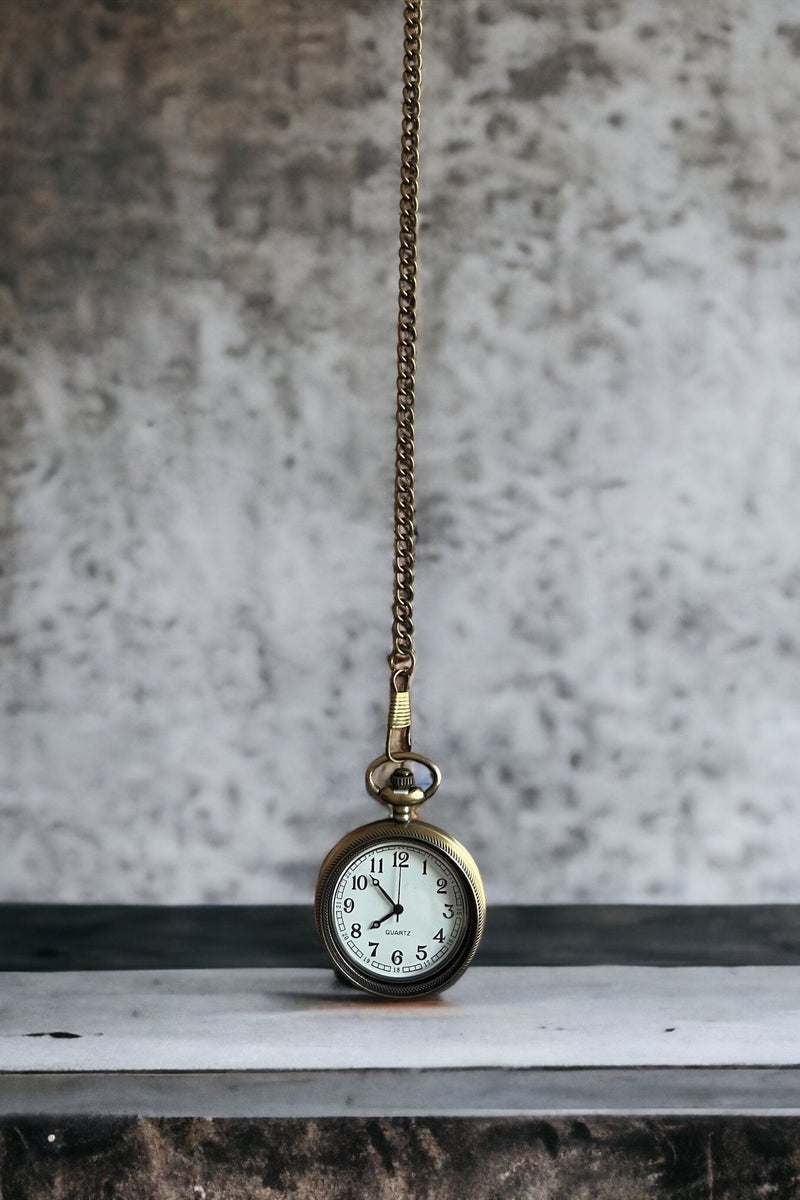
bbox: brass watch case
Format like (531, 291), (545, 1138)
(315, 818), (486, 1000)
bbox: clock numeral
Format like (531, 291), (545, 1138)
(393, 850), (409, 867)
(351, 923), (362, 939)
(433, 928), (445, 943)
(416, 944), (427, 961)
(352, 875), (369, 891)
(421, 859), (428, 875)
(391, 949), (404, 965)
(436, 878), (448, 894)
(442, 903), (454, 920)
(369, 942), (379, 957)
(370, 856), (384, 874)
(343, 897), (355, 914)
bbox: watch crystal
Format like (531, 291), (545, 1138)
(331, 841), (467, 979)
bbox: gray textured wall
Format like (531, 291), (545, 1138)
(2, 0), (800, 903)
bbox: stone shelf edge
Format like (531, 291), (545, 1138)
(2, 1068), (800, 1119)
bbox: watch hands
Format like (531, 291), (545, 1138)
(395, 864), (403, 922)
(370, 908), (402, 929)
(371, 876), (396, 908)
(369, 875), (404, 929)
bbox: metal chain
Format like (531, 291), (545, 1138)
(387, 0), (422, 758)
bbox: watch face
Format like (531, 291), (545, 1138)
(316, 821), (484, 998)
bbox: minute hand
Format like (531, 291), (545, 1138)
(371, 876), (396, 908)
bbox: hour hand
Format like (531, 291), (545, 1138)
(370, 909), (397, 929)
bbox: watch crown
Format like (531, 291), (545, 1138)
(390, 766), (415, 793)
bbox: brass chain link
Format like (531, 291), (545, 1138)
(387, 0), (423, 758)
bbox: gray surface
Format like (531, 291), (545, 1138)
(2, 0), (800, 906)
(6, 965), (800, 1072)
(3, 963), (800, 1116)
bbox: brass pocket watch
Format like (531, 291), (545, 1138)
(316, 755), (485, 999)
(314, 0), (486, 999)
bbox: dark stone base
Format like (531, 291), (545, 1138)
(2, 1117), (799, 1199)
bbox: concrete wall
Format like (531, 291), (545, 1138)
(2, 0), (800, 903)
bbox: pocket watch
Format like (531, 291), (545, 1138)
(314, 0), (486, 1000)
(315, 754), (485, 999)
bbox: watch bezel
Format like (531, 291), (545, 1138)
(315, 818), (486, 999)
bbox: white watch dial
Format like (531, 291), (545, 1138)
(331, 841), (467, 978)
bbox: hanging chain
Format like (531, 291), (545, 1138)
(387, 0), (422, 760)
